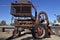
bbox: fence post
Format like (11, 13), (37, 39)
(2, 28), (5, 32)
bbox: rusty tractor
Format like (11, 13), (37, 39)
(10, 0), (53, 39)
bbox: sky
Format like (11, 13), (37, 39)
(0, 0), (60, 24)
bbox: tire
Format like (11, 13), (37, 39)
(31, 24), (48, 39)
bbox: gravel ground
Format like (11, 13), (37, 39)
(0, 31), (60, 40)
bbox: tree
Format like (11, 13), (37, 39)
(54, 20), (56, 23)
(10, 23), (14, 26)
(54, 14), (60, 23)
(57, 15), (60, 23)
(0, 20), (7, 26)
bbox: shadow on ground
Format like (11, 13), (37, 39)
(6, 36), (42, 40)
(0, 38), (6, 40)
(21, 37), (42, 40)
(6, 33), (26, 40)
(6, 32), (42, 40)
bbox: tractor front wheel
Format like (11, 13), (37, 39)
(32, 24), (48, 39)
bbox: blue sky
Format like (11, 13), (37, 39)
(0, 0), (60, 24)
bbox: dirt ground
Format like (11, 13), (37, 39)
(0, 31), (60, 40)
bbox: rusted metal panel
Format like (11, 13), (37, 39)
(12, 13), (32, 17)
(14, 20), (34, 27)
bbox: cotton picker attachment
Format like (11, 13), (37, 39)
(10, 0), (54, 39)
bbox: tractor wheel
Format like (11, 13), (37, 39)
(31, 24), (48, 39)
(13, 27), (21, 38)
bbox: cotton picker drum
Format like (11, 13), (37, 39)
(10, 0), (53, 39)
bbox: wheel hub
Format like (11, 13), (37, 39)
(36, 27), (43, 36)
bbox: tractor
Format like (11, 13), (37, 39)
(10, 0), (53, 39)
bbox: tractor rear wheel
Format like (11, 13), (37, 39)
(32, 24), (48, 39)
